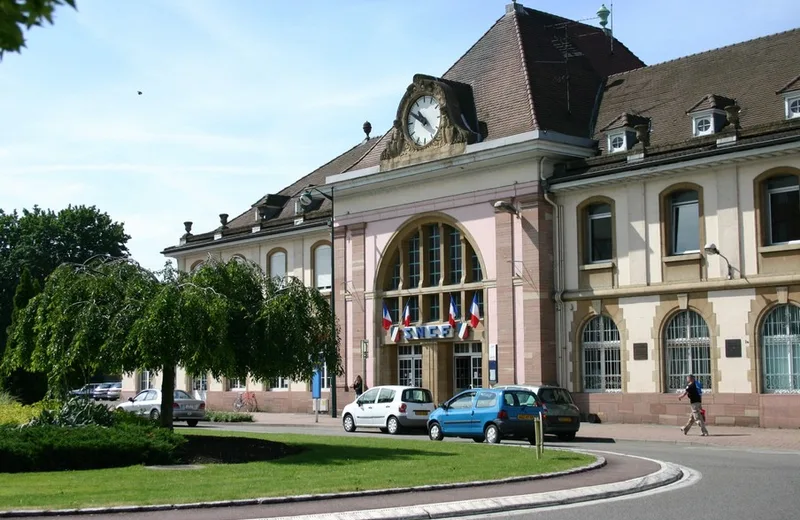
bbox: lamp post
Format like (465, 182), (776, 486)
(704, 243), (734, 280)
(300, 185), (337, 418)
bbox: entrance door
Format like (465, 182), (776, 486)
(454, 343), (482, 392)
(398, 345), (423, 387)
(191, 373), (208, 401)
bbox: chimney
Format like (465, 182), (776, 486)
(506, 1), (525, 15)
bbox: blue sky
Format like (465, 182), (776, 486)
(1, 0), (797, 271)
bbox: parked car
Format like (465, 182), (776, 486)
(342, 386), (436, 434)
(427, 387), (545, 444)
(105, 382), (122, 401)
(493, 384), (580, 441)
(69, 383), (101, 399)
(92, 382), (115, 401)
(116, 389), (206, 426)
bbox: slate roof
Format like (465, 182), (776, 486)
(591, 28), (800, 155)
(163, 137), (380, 253)
(344, 4), (643, 172)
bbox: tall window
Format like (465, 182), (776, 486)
(228, 377), (246, 391)
(405, 295), (420, 323)
(581, 316), (622, 392)
(586, 203), (613, 263)
(429, 225), (441, 285)
(764, 175), (800, 245)
(387, 297), (400, 323)
(408, 233), (420, 288)
(398, 345), (422, 387)
(664, 310), (711, 392)
(449, 228), (462, 284)
(669, 190), (700, 255)
(314, 244), (332, 289)
(389, 256), (401, 290)
(454, 343), (482, 390)
(138, 370), (153, 391)
(428, 294), (441, 322)
(761, 304), (800, 393)
(471, 251), (483, 281)
(269, 250), (286, 280)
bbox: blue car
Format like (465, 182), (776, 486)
(427, 388), (546, 444)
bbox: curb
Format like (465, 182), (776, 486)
(0, 447), (605, 518)
(261, 451), (685, 520)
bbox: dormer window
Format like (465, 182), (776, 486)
(693, 116), (712, 136)
(690, 110), (724, 137)
(608, 132), (627, 153)
(785, 93), (800, 119)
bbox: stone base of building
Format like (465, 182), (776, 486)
(573, 392), (800, 429)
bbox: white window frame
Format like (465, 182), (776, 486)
(314, 244), (332, 290)
(693, 116), (713, 136)
(766, 175), (800, 246)
(586, 203), (613, 264)
(761, 304), (800, 394)
(269, 377), (290, 391)
(607, 132), (627, 153)
(670, 190), (701, 255)
(228, 377), (246, 391)
(398, 345), (423, 387)
(664, 310), (712, 393)
(581, 316), (622, 392)
(783, 92), (800, 120)
(268, 250), (287, 280)
(138, 370), (153, 391)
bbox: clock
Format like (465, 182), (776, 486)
(406, 95), (441, 146)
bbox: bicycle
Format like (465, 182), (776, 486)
(233, 391), (258, 412)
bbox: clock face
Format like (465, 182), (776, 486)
(406, 95), (441, 146)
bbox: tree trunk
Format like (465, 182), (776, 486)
(160, 364), (176, 429)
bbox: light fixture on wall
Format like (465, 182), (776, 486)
(704, 243), (733, 280)
(493, 200), (520, 217)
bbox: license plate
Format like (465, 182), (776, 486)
(558, 417), (572, 423)
(184, 404), (197, 410)
(415, 410), (429, 416)
(517, 414), (534, 420)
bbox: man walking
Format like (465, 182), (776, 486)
(679, 374), (708, 436)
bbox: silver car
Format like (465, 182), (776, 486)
(105, 382), (122, 401)
(116, 389), (206, 426)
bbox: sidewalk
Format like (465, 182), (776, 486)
(245, 412), (800, 451)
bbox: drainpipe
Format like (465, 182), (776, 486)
(539, 157), (567, 389)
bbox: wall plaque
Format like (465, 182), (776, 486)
(725, 339), (742, 358)
(633, 343), (648, 361)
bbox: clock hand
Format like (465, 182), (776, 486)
(410, 111), (426, 126)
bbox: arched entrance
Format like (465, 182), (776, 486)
(375, 215), (488, 402)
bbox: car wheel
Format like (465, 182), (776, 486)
(428, 422), (443, 441)
(472, 437), (485, 443)
(342, 413), (356, 433)
(557, 432), (576, 441)
(187, 420), (198, 427)
(387, 416), (401, 435)
(484, 424), (501, 444)
(150, 409), (160, 421)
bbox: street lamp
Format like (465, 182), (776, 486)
(299, 185), (338, 418)
(704, 243), (734, 280)
(493, 200), (520, 217)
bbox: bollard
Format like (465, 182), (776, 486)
(537, 411), (544, 458)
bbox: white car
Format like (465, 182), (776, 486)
(116, 389), (206, 426)
(342, 385), (435, 435)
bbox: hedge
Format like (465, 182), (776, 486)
(206, 411), (254, 423)
(0, 424), (186, 473)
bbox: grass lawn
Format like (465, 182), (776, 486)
(0, 430), (595, 511)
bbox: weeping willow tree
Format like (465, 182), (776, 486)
(3, 255), (341, 428)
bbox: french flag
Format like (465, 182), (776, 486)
(457, 322), (470, 340)
(402, 300), (412, 327)
(382, 302), (393, 331)
(469, 293), (481, 328)
(390, 326), (402, 343)
(448, 295), (458, 328)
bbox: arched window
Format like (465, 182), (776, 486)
(189, 260), (204, 272)
(761, 304), (800, 393)
(313, 244), (332, 290)
(585, 202), (613, 263)
(231, 254), (247, 264)
(268, 250), (287, 280)
(581, 315), (622, 392)
(379, 220), (484, 326)
(664, 310), (711, 392)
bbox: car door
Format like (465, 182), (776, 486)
(354, 388), (379, 426)
(473, 391), (500, 435)
(142, 390), (159, 415)
(130, 390), (149, 414)
(441, 391), (476, 435)
(375, 388), (397, 426)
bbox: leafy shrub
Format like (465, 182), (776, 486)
(0, 423), (187, 473)
(25, 397), (116, 427)
(206, 411), (254, 423)
(0, 390), (18, 406)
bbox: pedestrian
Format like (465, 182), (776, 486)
(678, 374), (708, 436)
(352, 375), (363, 397)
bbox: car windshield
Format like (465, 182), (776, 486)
(97, 383), (112, 389)
(538, 388), (574, 405)
(402, 388), (433, 403)
(174, 390), (193, 400)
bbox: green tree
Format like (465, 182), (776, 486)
(0, 205), (130, 399)
(0, 0), (77, 60)
(4, 256), (341, 428)
(1, 266), (42, 401)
